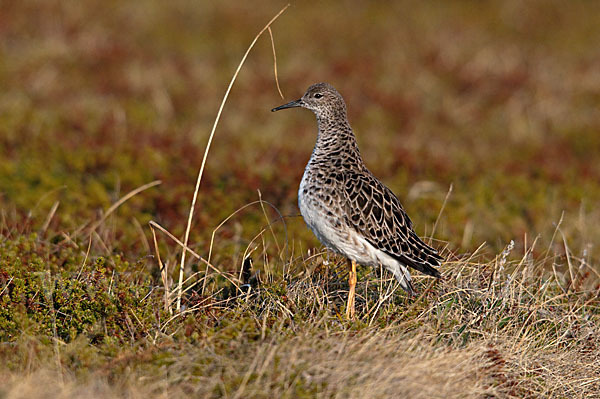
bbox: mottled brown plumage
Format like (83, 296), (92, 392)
(272, 82), (443, 304)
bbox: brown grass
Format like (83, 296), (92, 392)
(1, 1), (599, 398)
(2, 247), (599, 398)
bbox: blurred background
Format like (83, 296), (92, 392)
(1, 0), (600, 266)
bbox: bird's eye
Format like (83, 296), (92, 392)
(314, 93), (323, 99)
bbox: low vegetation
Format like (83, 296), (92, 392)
(1, 0), (599, 397)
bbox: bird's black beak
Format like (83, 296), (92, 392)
(271, 99), (303, 112)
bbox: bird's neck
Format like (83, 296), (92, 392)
(312, 116), (363, 165)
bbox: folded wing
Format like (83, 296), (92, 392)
(342, 171), (443, 277)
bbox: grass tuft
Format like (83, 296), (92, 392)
(1, 0), (600, 397)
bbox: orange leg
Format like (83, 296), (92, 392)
(346, 259), (357, 319)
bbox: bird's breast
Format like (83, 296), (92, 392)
(298, 164), (349, 253)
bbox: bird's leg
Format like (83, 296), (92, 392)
(346, 259), (357, 319)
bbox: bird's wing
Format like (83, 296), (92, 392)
(342, 171), (443, 277)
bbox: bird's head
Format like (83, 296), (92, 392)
(271, 82), (347, 120)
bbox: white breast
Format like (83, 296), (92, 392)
(298, 169), (374, 264)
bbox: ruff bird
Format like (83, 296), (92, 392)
(272, 82), (443, 318)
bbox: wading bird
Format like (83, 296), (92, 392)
(272, 83), (443, 319)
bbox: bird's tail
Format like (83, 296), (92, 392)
(385, 250), (442, 279)
(389, 263), (416, 296)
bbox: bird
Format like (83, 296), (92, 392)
(271, 82), (443, 319)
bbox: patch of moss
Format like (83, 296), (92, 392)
(0, 234), (165, 344)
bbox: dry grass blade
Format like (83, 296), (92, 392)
(176, 4), (290, 312)
(75, 235), (93, 281)
(268, 26), (284, 99)
(3, 2), (600, 398)
(87, 180), (161, 235)
(203, 199), (287, 295)
(0, 277), (13, 297)
(40, 201), (59, 234)
(430, 183), (453, 243)
(150, 225), (171, 314)
(257, 189), (286, 261)
(150, 220), (240, 292)
(132, 217), (150, 253)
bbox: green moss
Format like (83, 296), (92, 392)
(1, 1), (600, 396)
(0, 235), (165, 344)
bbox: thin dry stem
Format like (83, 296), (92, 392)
(76, 235), (93, 281)
(40, 201), (59, 234)
(151, 225), (172, 314)
(176, 4), (290, 312)
(257, 189), (284, 260)
(87, 180), (161, 235)
(268, 26), (284, 99)
(150, 220), (240, 291)
(203, 199), (286, 295)
(132, 217), (150, 253)
(430, 183), (453, 242)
